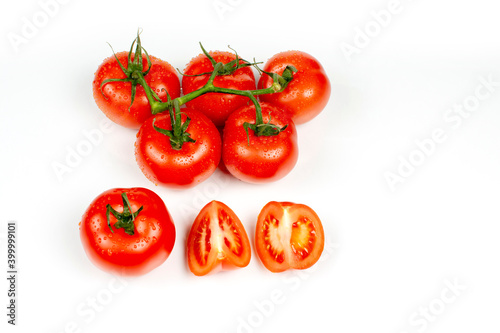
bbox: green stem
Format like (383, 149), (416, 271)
(213, 87), (263, 125)
(135, 61), (288, 144)
(150, 62), (223, 114)
(133, 71), (165, 115)
(173, 99), (182, 137)
(138, 61), (278, 117)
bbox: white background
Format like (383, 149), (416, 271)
(1, 0), (499, 332)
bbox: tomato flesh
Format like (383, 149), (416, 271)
(290, 216), (318, 260)
(188, 201), (251, 276)
(256, 202), (324, 272)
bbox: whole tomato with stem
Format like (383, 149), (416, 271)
(255, 201), (325, 273)
(135, 105), (221, 188)
(258, 51), (331, 124)
(222, 102), (298, 183)
(80, 187), (176, 276)
(93, 34), (180, 128)
(187, 201), (251, 276)
(182, 47), (256, 127)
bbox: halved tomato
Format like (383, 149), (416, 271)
(255, 202), (324, 273)
(187, 201), (251, 276)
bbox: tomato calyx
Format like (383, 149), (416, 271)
(242, 107), (288, 145)
(177, 43), (261, 79)
(255, 64), (298, 93)
(152, 100), (196, 150)
(106, 192), (143, 235)
(194, 43), (260, 77)
(236, 65), (297, 145)
(100, 30), (163, 113)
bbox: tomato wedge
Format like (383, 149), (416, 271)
(187, 201), (251, 276)
(255, 202), (324, 273)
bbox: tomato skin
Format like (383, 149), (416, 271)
(93, 52), (181, 129)
(222, 102), (298, 183)
(135, 108), (221, 188)
(258, 51), (331, 124)
(187, 201), (251, 276)
(216, 126), (230, 174)
(255, 201), (324, 273)
(80, 188), (176, 276)
(182, 51), (256, 127)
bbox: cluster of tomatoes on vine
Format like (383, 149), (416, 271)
(81, 32), (331, 277)
(92, 32), (331, 187)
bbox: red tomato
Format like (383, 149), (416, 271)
(222, 102), (298, 183)
(80, 187), (176, 276)
(187, 201), (251, 276)
(255, 201), (324, 273)
(93, 52), (181, 128)
(135, 108), (221, 188)
(258, 51), (331, 124)
(216, 126), (230, 174)
(182, 51), (256, 127)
